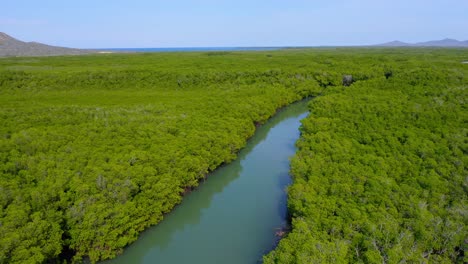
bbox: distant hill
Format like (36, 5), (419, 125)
(0, 32), (101, 57)
(376, 38), (468, 47)
(375, 40), (411, 47)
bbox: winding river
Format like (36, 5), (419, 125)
(105, 100), (310, 264)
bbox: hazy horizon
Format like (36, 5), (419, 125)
(2, 0), (468, 49)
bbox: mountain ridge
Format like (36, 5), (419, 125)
(376, 38), (468, 47)
(0, 32), (100, 57)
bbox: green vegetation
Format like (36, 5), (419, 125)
(0, 51), (321, 263)
(264, 50), (468, 263)
(0, 48), (466, 263)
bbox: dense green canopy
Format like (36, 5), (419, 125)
(0, 51), (321, 263)
(264, 50), (467, 263)
(0, 48), (466, 263)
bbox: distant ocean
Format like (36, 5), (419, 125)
(97, 47), (283, 53)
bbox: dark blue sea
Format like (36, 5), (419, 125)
(98, 47), (282, 53)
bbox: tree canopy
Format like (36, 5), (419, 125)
(0, 48), (466, 263)
(264, 49), (467, 263)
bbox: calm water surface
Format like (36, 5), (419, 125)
(105, 100), (309, 264)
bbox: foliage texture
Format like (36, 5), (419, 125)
(0, 51), (321, 263)
(0, 49), (466, 263)
(264, 49), (467, 263)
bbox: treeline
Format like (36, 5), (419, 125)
(264, 50), (467, 263)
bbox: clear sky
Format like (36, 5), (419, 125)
(2, 0), (467, 48)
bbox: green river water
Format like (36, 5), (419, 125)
(105, 100), (310, 264)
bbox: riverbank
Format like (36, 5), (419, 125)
(104, 100), (310, 264)
(265, 50), (468, 263)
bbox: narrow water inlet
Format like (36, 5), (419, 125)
(104, 100), (310, 264)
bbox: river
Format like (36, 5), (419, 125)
(104, 100), (310, 264)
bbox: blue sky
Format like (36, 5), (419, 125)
(2, 0), (467, 48)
